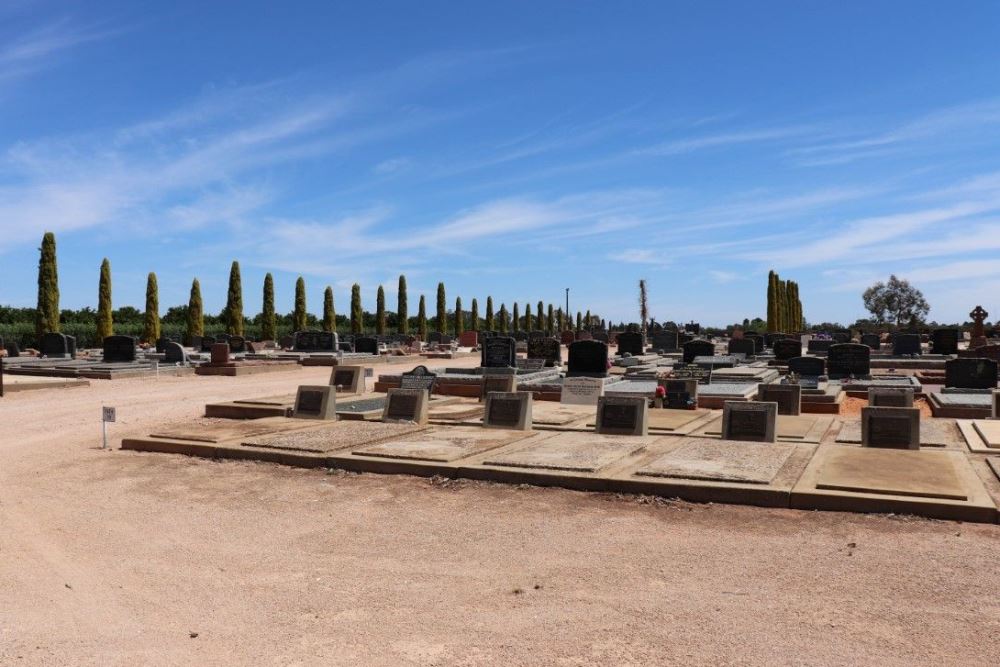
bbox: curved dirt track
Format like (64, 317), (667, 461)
(1, 358), (999, 666)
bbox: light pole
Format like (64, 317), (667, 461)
(565, 288), (569, 328)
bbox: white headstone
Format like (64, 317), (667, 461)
(560, 377), (605, 406)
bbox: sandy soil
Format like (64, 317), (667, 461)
(1, 356), (999, 666)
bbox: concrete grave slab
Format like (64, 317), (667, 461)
(243, 420), (426, 453)
(956, 419), (1000, 454)
(837, 419), (960, 448)
(292, 386), (336, 420)
(483, 432), (653, 472)
(636, 439), (796, 485)
(696, 414), (832, 443)
(353, 426), (534, 462)
(382, 388), (429, 425)
(861, 406), (920, 449)
(483, 391), (533, 430)
(149, 417), (311, 444)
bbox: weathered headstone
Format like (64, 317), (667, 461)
(382, 387), (428, 424)
(772, 338), (801, 361)
(483, 391), (533, 431)
(807, 339), (833, 354)
(527, 337), (561, 367)
(861, 406), (920, 449)
(354, 336), (379, 355)
(831, 332), (851, 344)
(329, 365), (363, 393)
(892, 333), (922, 356)
(200, 335), (216, 352)
(560, 376), (605, 405)
(480, 368), (517, 401)
(210, 343), (230, 365)
(459, 331), (479, 348)
(682, 340), (714, 364)
(945, 358), (998, 389)
(757, 384), (801, 416)
(970, 305), (989, 348)
(595, 396), (648, 436)
(722, 401), (778, 443)
(292, 385), (336, 420)
(745, 335), (764, 355)
(617, 331), (644, 356)
(481, 336), (516, 368)
(279, 335), (295, 350)
(102, 335), (136, 363)
(560, 330), (576, 345)
(40, 332), (72, 358)
(827, 343), (871, 378)
(566, 340), (609, 377)
(787, 356), (825, 377)
(860, 333), (881, 350)
(868, 387), (914, 407)
(932, 329), (959, 355)
(228, 336), (246, 353)
(400, 365), (437, 394)
(5, 341), (21, 357)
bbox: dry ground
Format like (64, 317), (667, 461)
(1, 358), (998, 666)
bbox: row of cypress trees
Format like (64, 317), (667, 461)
(766, 270), (804, 332)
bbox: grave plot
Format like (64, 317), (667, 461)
(695, 383), (759, 409)
(204, 393), (458, 420)
(956, 419), (1000, 454)
(693, 414), (833, 443)
(426, 399), (486, 424)
(836, 419), (961, 448)
(147, 417), (311, 444)
(242, 420), (426, 453)
(929, 392), (993, 419)
(0, 374), (90, 393)
(122, 416), (322, 462)
(790, 445), (997, 523)
(585, 409), (715, 435)
(466, 399), (592, 430)
(836, 376), (922, 399)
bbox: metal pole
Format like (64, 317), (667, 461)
(565, 288), (569, 327)
(102, 419), (107, 449)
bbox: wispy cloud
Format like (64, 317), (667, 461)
(0, 18), (118, 84)
(636, 125), (814, 156)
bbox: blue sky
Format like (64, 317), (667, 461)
(2, 1), (1000, 326)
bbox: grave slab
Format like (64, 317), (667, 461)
(483, 431), (653, 473)
(352, 426), (534, 462)
(837, 419), (960, 448)
(636, 438), (796, 484)
(956, 419), (1000, 454)
(243, 421), (425, 453)
(696, 414), (832, 443)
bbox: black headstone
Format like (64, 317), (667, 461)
(651, 331), (678, 352)
(892, 333), (922, 356)
(616, 332), (644, 356)
(400, 365), (437, 393)
(354, 336), (378, 354)
(682, 340), (714, 364)
(566, 340), (609, 377)
(527, 337), (561, 367)
(827, 343), (871, 378)
(40, 332), (71, 358)
(860, 333), (881, 350)
(807, 339), (833, 354)
(932, 329), (959, 355)
(294, 330), (337, 352)
(727, 338), (756, 357)
(201, 336), (217, 352)
(102, 335), (136, 363)
(164, 341), (187, 364)
(228, 336), (246, 353)
(945, 358), (998, 389)
(787, 356), (825, 376)
(772, 338), (800, 361)
(5, 341), (20, 357)
(481, 337), (516, 368)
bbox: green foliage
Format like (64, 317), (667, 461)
(455, 296), (464, 335)
(324, 285), (336, 333)
(485, 297), (494, 330)
(293, 277), (307, 331)
(225, 260), (244, 336)
(547, 303), (554, 335)
(498, 304), (508, 333)
(576, 311), (582, 332)
(512, 302), (520, 332)
(862, 275), (929, 326)
(261, 273), (277, 340)
(523, 302), (531, 331)
(35, 231), (60, 340)
(397, 275), (408, 334)
(96, 258), (113, 340)
(417, 295), (427, 339)
(376, 285), (386, 334)
(186, 278), (203, 344)
(142, 272), (160, 344)
(638, 279), (648, 333)
(766, 270), (778, 331)
(351, 283), (363, 334)
(470, 298), (479, 331)
(436, 282), (446, 334)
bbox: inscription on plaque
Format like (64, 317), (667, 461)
(483, 391), (532, 430)
(387, 393), (418, 420)
(861, 406), (920, 449)
(296, 390), (324, 415)
(722, 401), (777, 443)
(595, 396), (648, 435)
(869, 417), (912, 447)
(292, 385), (335, 420)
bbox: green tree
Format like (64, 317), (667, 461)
(524, 302), (532, 331)
(576, 311), (582, 332)
(537, 301), (544, 331)
(470, 298), (480, 331)
(186, 278), (204, 344)
(585, 309), (591, 330)
(261, 273), (277, 340)
(436, 282), (446, 334)
(547, 303), (554, 335)
(498, 304), (509, 333)
(417, 295), (427, 340)
(397, 275), (409, 334)
(766, 270), (778, 331)
(35, 231), (60, 339)
(455, 296), (464, 335)
(142, 272), (160, 344)
(485, 297), (495, 330)
(225, 260), (244, 336)
(96, 258), (113, 340)
(862, 275), (929, 326)
(323, 286), (336, 333)
(350, 283), (363, 334)
(639, 279), (649, 335)
(512, 302), (520, 332)
(376, 285), (387, 335)
(293, 277), (307, 331)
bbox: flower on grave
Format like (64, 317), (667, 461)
(655, 385), (666, 398)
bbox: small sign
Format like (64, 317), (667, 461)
(102, 406), (117, 423)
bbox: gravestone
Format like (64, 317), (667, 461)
(860, 333), (881, 350)
(459, 331), (479, 348)
(483, 391), (533, 431)
(827, 343), (871, 378)
(721, 401), (778, 443)
(651, 331), (678, 352)
(201, 336), (217, 352)
(329, 365), (363, 394)
(155, 337), (170, 354)
(515, 357), (546, 371)
(480, 369), (517, 401)
(279, 335), (295, 350)
(892, 333), (922, 356)
(595, 396), (648, 436)
(40, 332), (72, 358)
(382, 388), (428, 425)
(560, 377), (605, 405)
(861, 406), (920, 449)
(292, 385), (336, 420)
(102, 335), (136, 363)
(560, 331), (576, 345)
(228, 336), (246, 353)
(787, 356), (825, 376)
(617, 332), (644, 356)
(527, 337), (562, 367)
(757, 384), (801, 416)
(528, 330), (546, 340)
(164, 342), (187, 364)
(831, 333), (850, 344)
(427, 332), (442, 345)
(660, 378), (697, 409)
(592, 332), (610, 343)
(772, 338), (801, 361)
(576, 331), (593, 341)
(566, 340), (609, 377)
(400, 365), (437, 394)
(338, 341), (354, 353)
(993, 390), (1000, 419)
(294, 330), (338, 352)
(970, 305), (989, 348)
(868, 387), (914, 407)
(746, 335), (764, 355)
(189, 334), (202, 350)
(807, 339), (833, 354)
(964, 344), (1000, 361)
(945, 358), (998, 389)
(686, 322), (701, 334)
(932, 329), (960, 356)
(682, 340), (714, 364)
(354, 336), (379, 355)
(210, 343), (231, 365)
(5, 341), (20, 357)
(481, 337), (516, 368)
(727, 338), (756, 357)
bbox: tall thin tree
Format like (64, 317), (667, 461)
(261, 273), (277, 340)
(547, 304), (554, 335)
(225, 260), (244, 336)
(436, 282), (446, 334)
(485, 297), (495, 330)
(323, 286), (336, 333)
(417, 295), (427, 340)
(376, 285), (387, 335)
(293, 277), (307, 331)
(351, 283), (362, 334)
(638, 279), (649, 337)
(455, 296), (464, 336)
(397, 275), (409, 334)
(512, 302), (520, 332)
(186, 278), (204, 345)
(96, 258), (113, 340)
(470, 298), (480, 331)
(35, 231), (60, 339)
(498, 304), (509, 333)
(142, 272), (160, 344)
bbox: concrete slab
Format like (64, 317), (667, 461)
(791, 445), (996, 523)
(243, 421), (426, 453)
(636, 439), (796, 484)
(483, 432), (654, 472)
(957, 419), (1000, 454)
(837, 419), (961, 448)
(0, 375), (90, 392)
(352, 426), (534, 462)
(149, 417), (309, 444)
(694, 414), (832, 443)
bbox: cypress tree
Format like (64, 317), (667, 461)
(96, 258), (113, 340)
(142, 272), (160, 344)
(351, 283), (362, 334)
(35, 231), (60, 339)
(261, 273), (277, 340)
(293, 277), (307, 331)
(376, 285), (387, 335)
(455, 296), (464, 335)
(766, 270), (778, 331)
(324, 286), (336, 333)
(485, 297), (495, 330)
(576, 311), (582, 332)
(556, 308), (564, 331)
(418, 295), (427, 340)
(435, 282), (446, 334)
(524, 302), (532, 331)
(498, 304), (509, 333)
(470, 298), (480, 331)
(187, 278), (204, 344)
(537, 301), (544, 331)
(512, 302), (520, 332)
(585, 309), (591, 330)
(547, 304), (554, 335)
(397, 275), (408, 334)
(225, 261), (244, 336)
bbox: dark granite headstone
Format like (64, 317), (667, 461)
(560, 331), (576, 345)
(727, 338), (756, 357)
(772, 338), (800, 361)
(427, 332), (443, 344)
(566, 340), (609, 377)
(682, 340), (714, 364)
(661, 378), (697, 409)
(279, 335), (295, 349)
(294, 330), (337, 352)
(892, 333), (921, 356)
(354, 336), (378, 355)
(807, 339), (833, 354)
(827, 343), (870, 378)
(616, 332), (644, 356)
(102, 335), (136, 363)
(228, 336), (246, 353)
(746, 335), (764, 355)
(481, 337), (516, 368)
(945, 358), (998, 389)
(758, 383), (802, 416)
(651, 331), (678, 352)
(932, 329), (959, 355)
(40, 332), (71, 358)
(831, 332), (850, 344)
(386, 391), (419, 421)
(201, 336), (217, 352)
(400, 365), (437, 393)
(5, 341), (20, 357)
(860, 334), (881, 350)
(527, 337), (561, 367)
(164, 342), (187, 364)
(787, 356), (825, 376)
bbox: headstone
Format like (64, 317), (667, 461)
(970, 305), (989, 348)
(727, 338), (756, 357)
(757, 384), (801, 416)
(595, 396), (648, 436)
(772, 338), (800, 361)
(164, 342), (187, 364)
(382, 388), (428, 425)
(576, 331), (593, 341)
(566, 340), (609, 377)
(745, 335), (764, 355)
(831, 332), (850, 344)
(483, 391), (533, 431)
(200, 336), (216, 352)
(993, 390), (1000, 419)
(868, 387), (914, 407)
(617, 331), (644, 356)
(560, 377), (605, 405)
(686, 322), (701, 334)
(527, 337), (561, 367)
(931, 329), (959, 356)
(354, 336), (379, 355)
(651, 331), (678, 352)
(102, 335), (136, 363)
(293, 330), (338, 352)
(560, 331), (576, 345)
(329, 365), (363, 394)
(210, 343), (230, 365)
(682, 340), (714, 364)
(338, 341), (354, 353)
(721, 401), (778, 443)
(515, 357), (546, 371)
(861, 406), (920, 449)
(427, 332), (442, 345)
(807, 339), (833, 354)
(892, 333), (921, 356)
(400, 365), (437, 394)
(660, 378), (697, 409)
(292, 385), (336, 420)
(480, 369), (517, 401)
(279, 335), (295, 350)
(787, 356), (825, 376)
(945, 358), (998, 389)
(592, 332), (610, 343)
(528, 330), (546, 340)
(40, 332), (71, 358)
(155, 337), (170, 353)
(5, 341), (20, 357)
(228, 335), (246, 353)
(481, 336), (516, 368)
(860, 333), (881, 350)
(459, 331), (479, 348)
(827, 343), (871, 378)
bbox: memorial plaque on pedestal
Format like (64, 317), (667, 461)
(382, 388), (428, 424)
(483, 391), (533, 430)
(722, 401), (777, 443)
(595, 396), (648, 436)
(329, 365), (363, 394)
(293, 385), (336, 420)
(757, 384), (801, 416)
(861, 406), (920, 449)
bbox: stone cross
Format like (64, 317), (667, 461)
(970, 305), (989, 348)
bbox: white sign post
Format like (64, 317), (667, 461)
(102, 406), (116, 449)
